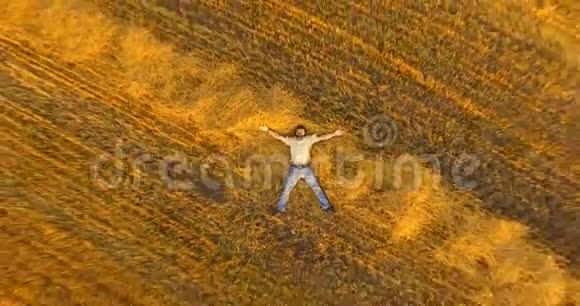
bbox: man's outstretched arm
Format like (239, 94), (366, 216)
(259, 126), (290, 144)
(313, 130), (345, 143)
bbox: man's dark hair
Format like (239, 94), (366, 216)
(294, 124), (307, 133)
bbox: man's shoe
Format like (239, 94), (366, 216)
(323, 205), (335, 214)
(275, 207), (287, 214)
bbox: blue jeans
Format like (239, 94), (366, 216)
(277, 165), (331, 211)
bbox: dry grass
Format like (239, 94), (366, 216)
(435, 218), (570, 306)
(479, 0), (580, 70)
(390, 179), (448, 243)
(0, 0), (117, 63)
(2, 0), (578, 305)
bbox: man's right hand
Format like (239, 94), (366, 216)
(259, 126), (269, 132)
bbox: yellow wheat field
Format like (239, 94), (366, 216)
(1, 0), (578, 305)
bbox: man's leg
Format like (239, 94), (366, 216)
(276, 167), (300, 212)
(303, 167), (332, 210)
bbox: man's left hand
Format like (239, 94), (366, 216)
(334, 130), (345, 136)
